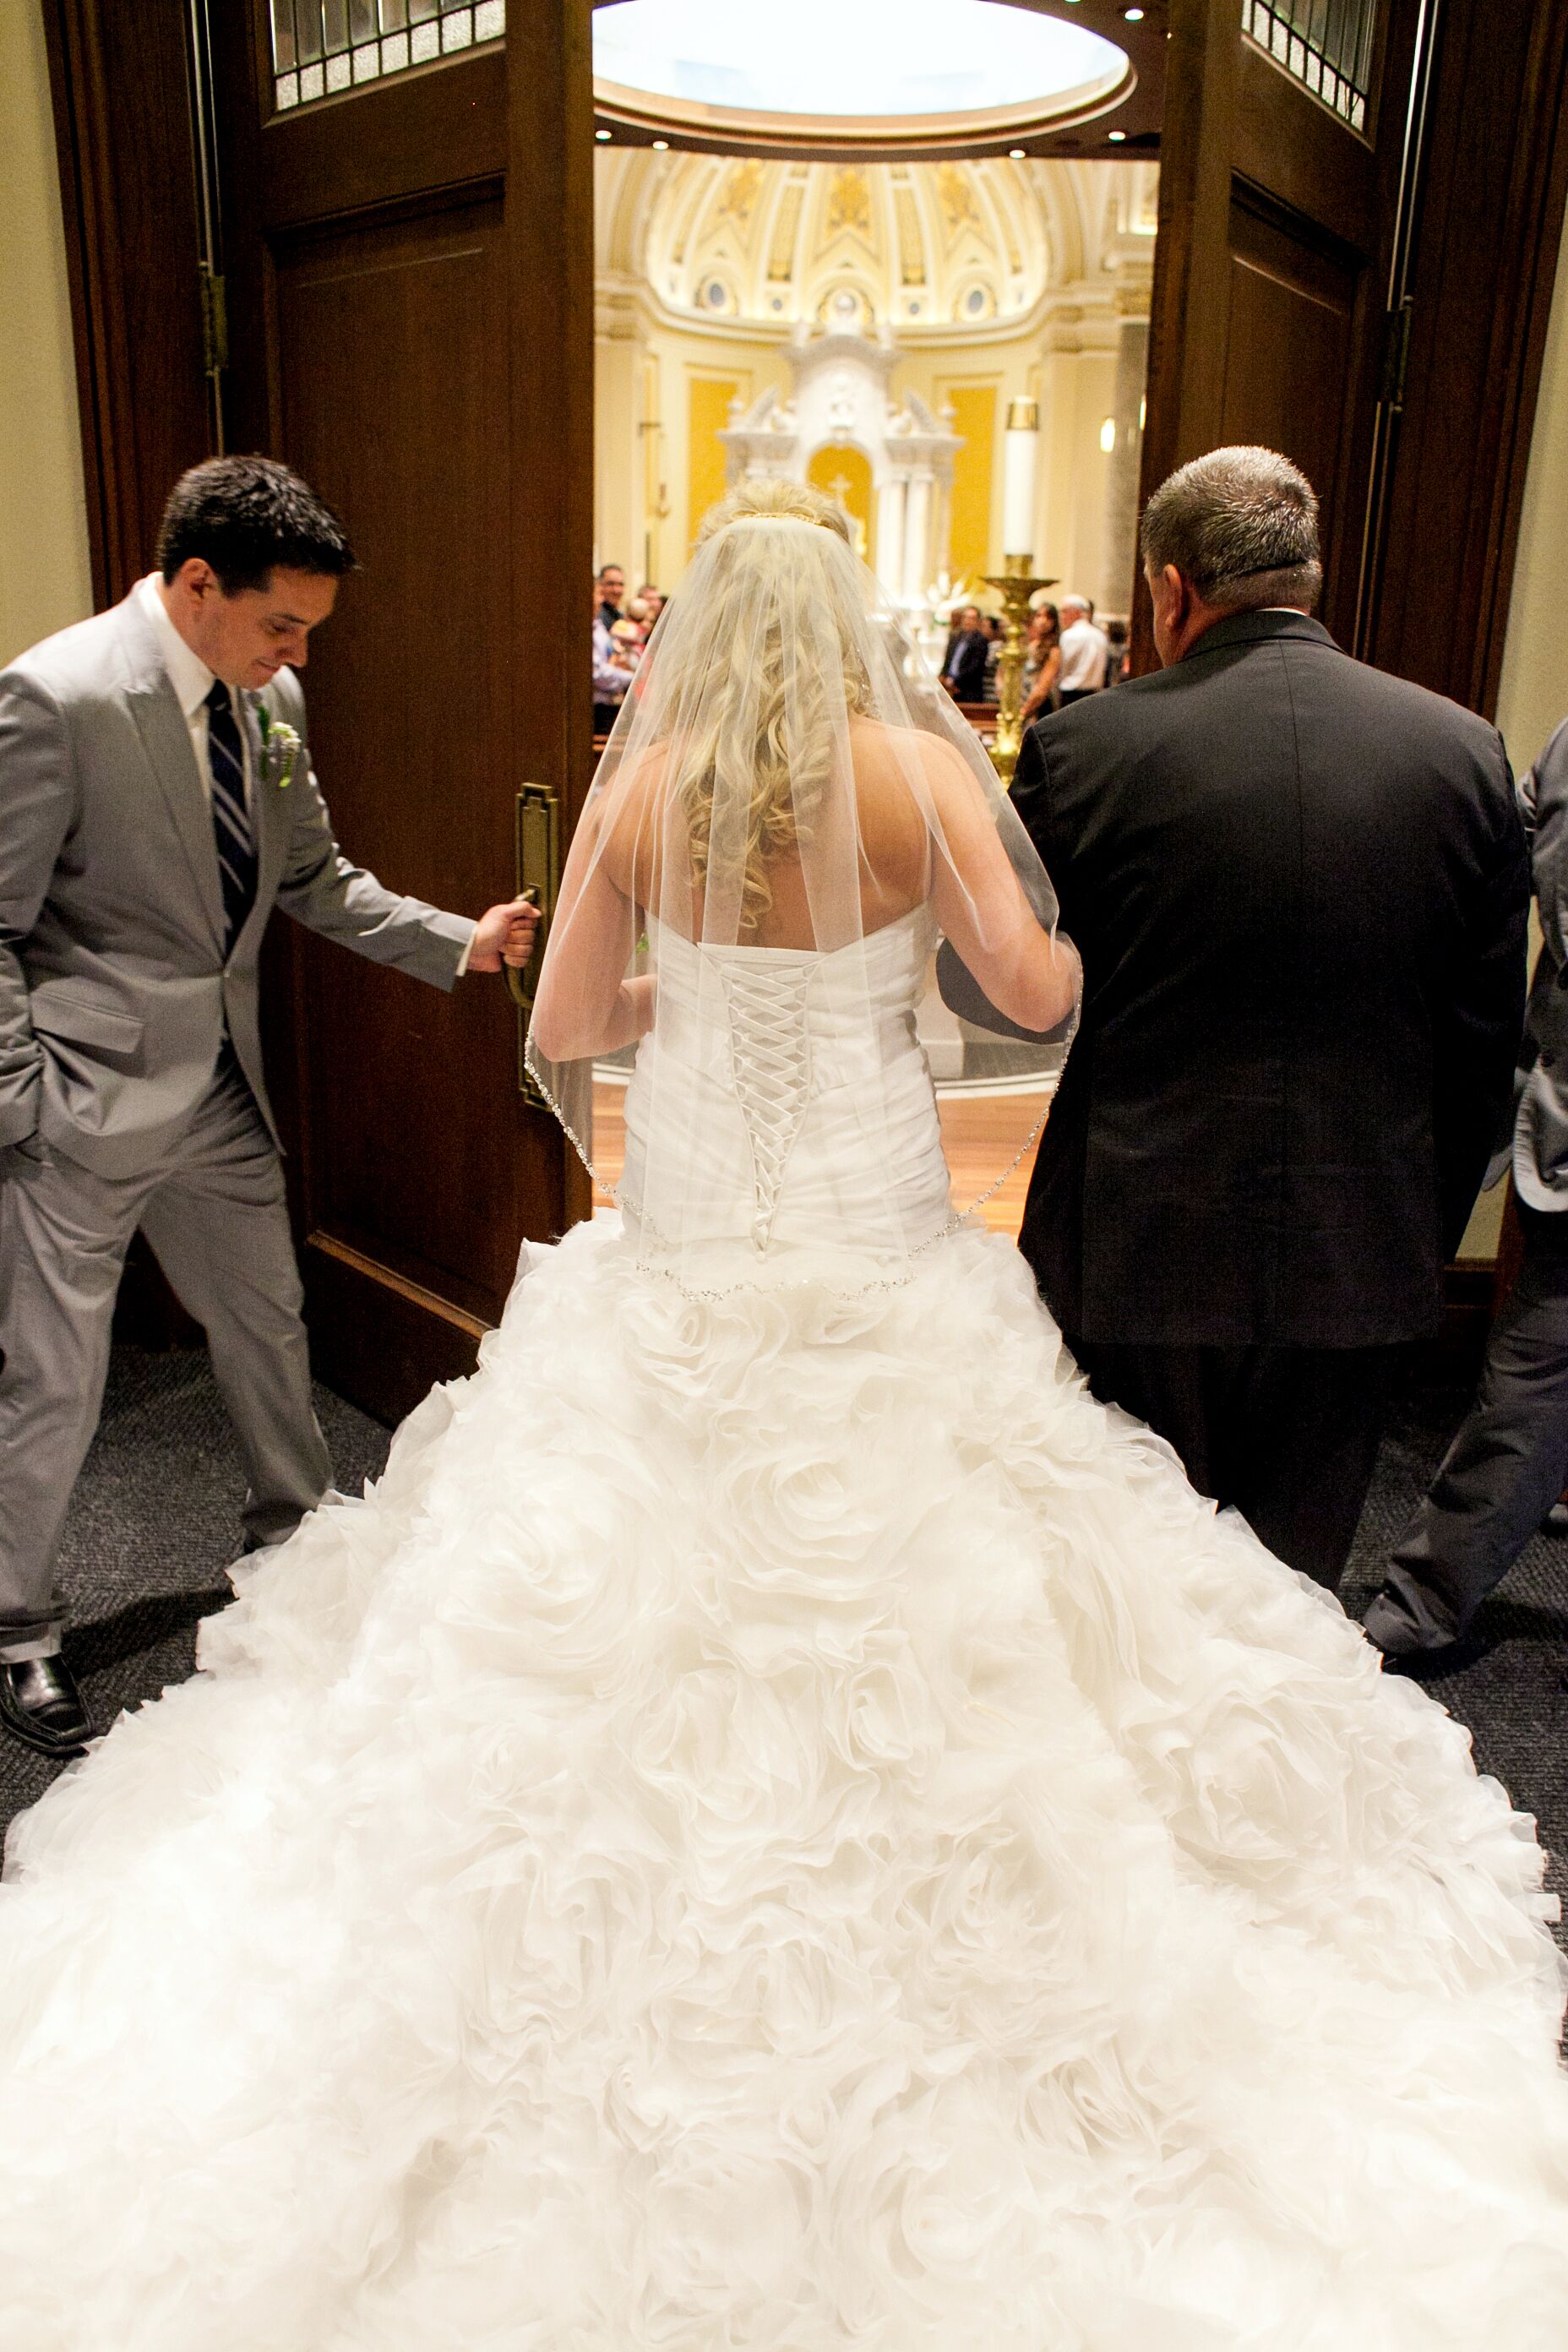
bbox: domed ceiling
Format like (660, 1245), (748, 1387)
(608, 154), (1154, 340)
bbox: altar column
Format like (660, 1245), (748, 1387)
(902, 471), (933, 606)
(877, 474), (907, 593)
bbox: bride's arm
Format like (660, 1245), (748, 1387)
(923, 746), (1081, 1033)
(528, 797), (656, 1063)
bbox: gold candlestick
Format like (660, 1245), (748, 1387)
(981, 553), (1057, 787)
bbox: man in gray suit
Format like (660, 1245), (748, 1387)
(1366, 717), (1568, 1666)
(0, 457), (537, 1760)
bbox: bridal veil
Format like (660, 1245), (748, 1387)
(527, 479), (1078, 1288)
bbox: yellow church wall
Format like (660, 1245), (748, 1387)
(596, 318), (799, 589)
(934, 380), (999, 591)
(0, 0), (93, 663)
(596, 307), (1128, 609)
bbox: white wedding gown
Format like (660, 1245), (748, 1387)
(3, 906), (1568, 2351)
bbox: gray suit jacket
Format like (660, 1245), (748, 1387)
(1511, 718), (1568, 1210)
(0, 589), (473, 1178)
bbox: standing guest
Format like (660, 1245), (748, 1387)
(1021, 602), (1062, 726)
(1103, 615), (1130, 689)
(940, 605), (989, 703)
(636, 585), (666, 633)
(1365, 716), (1568, 1666)
(1056, 595), (1110, 704)
(592, 583), (634, 736)
(981, 613), (1005, 705)
(596, 563), (624, 630)
(1003, 446), (1527, 1590)
(0, 456), (539, 1761)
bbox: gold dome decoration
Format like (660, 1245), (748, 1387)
(637, 155), (1070, 339)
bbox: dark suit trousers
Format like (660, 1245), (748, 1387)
(1376, 1204), (1568, 1647)
(1064, 1336), (1404, 1588)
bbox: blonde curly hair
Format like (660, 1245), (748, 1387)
(677, 479), (874, 932)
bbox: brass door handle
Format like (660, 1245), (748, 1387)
(509, 783), (560, 1097)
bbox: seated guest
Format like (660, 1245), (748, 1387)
(941, 605), (990, 702)
(1057, 595), (1110, 703)
(596, 562), (624, 630)
(1365, 716), (1568, 1667)
(592, 583), (635, 735)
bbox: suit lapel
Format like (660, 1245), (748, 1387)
(117, 596), (226, 954)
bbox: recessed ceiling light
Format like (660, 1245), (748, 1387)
(596, 127), (612, 140)
(1009, 147), (1026, 159)
(592, 0), (1130, 151)
(652, 137), (670, 149)
(1108, 128), (1127, 141)
(1124, 8), (1145, 19)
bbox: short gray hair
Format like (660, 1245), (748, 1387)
(1141, 446), (1322, 612)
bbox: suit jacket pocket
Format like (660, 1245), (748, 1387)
(28, 983), (145, 1066)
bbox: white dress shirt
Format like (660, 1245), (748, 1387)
(1058, 618), (1111, 694)
(135, 574), (476, 975)
(135, 573), (250, 810)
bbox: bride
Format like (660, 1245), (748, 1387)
(2, 479), (1566, 2349)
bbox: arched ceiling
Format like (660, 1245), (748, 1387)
(597, 153), (1157, 341)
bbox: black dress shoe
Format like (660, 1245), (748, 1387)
(0, 1654), (95, 1760)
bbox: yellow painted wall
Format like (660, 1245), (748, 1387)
(597, 313), (1131, 602)
(686, 373), (742, 551)
(0, 0), (92, 662)
(939, 381), (999, 590)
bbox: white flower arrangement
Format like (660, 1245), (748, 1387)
(257, 704), (303, 789)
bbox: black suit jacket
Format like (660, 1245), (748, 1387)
(1009, 610), (1528, 1348)
(943, 629), (990, 702)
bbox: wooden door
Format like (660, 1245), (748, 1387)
(1135, 0), (1426, 669)
(208, 4), (593, 1420)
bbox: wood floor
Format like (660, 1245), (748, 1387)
(588, 1083), (1037, 1239)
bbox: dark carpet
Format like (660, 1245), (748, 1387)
(3, 1349), (1565, 1948)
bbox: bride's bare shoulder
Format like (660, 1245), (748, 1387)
(848, 716), (975, 803)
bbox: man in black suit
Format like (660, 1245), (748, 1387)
(1006, 446), (1528, 1589)
(941, 607), (990, 703)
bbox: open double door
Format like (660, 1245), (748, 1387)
(46, 0), (597, 1419)
(43, 0), (1568, 1415)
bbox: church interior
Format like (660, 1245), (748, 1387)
(3, 0), (1568, 1870)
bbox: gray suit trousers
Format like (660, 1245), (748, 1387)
(1373, 1203), (1568, 1650)
(0, 1058), (331, 1659)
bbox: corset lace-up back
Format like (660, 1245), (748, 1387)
(621, 907), (955, 1281)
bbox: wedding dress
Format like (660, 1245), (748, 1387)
(4, 487), (1568, 2348)
(2, 897), (1567, 2349)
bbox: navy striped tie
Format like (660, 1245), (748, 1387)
(205, 680), (257, 955)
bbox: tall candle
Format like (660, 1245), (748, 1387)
(1002, 395), (1039, 559)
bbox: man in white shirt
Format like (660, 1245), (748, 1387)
(0, 456), (538, 1761)
(1057, 595), (1111, 705)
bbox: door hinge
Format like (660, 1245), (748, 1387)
(200, 265), (228, 378)
(1380, 296), (1413, 413)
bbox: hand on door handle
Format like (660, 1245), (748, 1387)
(467, 893), (542, 975)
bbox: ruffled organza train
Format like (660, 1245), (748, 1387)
(2, 1217), (1567, 2349)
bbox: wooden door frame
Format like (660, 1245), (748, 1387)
(41, 0), (213, 606)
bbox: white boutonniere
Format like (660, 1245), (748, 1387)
(256, 703), (303, 789)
